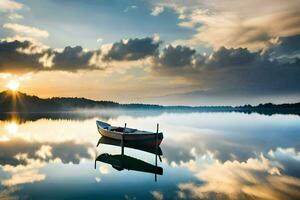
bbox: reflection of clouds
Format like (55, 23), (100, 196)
(150, 191), (164, 200)
(95, 177), (101, 182)
(1, 153), (46, 186)
(35, 145), (52, 159)
(2, 169), (46, 186)
(162, 132), (256, 166)
(0, 139), (93, 166)
(268, 147), (300, 178)
(0, 138), (94, 187)
(269, 147), (300, 161)
(0, 187), (19, 200)
(177, 152), (300, 200)
(99, 165), (110, 174)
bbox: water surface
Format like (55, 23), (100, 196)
(0, 111), (299, 199)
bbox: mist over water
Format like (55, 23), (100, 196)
(0, 110), (299, 199)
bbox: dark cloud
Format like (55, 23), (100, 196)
(0, 139), (93, 166)
(204, 47), (260, 68)
(269, 34), (300, 60)
(152, 40), (300, 99)
(103, 37), (160, 61)
(0, 40), (43, 73)
(52, 46), (98, 71)
(155, 45), (196, 68)
(0, 37), (161, 73)
(0, 39), (101, 73)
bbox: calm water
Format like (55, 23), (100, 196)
(0, 111), (300, 200)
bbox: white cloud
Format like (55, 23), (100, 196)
(3, 23), (49, 39)
(39, 53), (55, 68)
(153, 33), (160, 42)
(0, 0), (22, 12)
(16, 40), (49, 54)
(151, 6), (164, 16)
(8, 13), (23, 20)
(96, 37), (103, 43)
(124, 5), (137, 13)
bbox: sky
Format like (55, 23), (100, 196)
(0, 0), (299, 106)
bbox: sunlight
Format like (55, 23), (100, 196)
(5, 122), (18, 135)
(6, 80), (20, 91)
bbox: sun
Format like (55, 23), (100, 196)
(6, 80), (20, 91)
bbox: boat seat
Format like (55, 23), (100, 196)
(110, 127), (137, 133)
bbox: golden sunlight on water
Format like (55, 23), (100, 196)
(0, 121), (19, 141)
(5, 122), (18, 135)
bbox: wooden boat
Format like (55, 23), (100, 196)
(97, 136), (163, 155)
(96, 121), (163, 146)
(96, 153), (163, 175)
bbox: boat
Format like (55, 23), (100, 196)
(97, 136), (163, 156)
(96, 121), (163, 146)
(96, 153), (163, 175)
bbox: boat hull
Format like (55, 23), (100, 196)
(98, 136), (163, 155)
(97, 122), (163, 146)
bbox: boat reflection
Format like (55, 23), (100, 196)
(96, 136), (163, 156)
(95, 136), (163, 181)
(96, 153), (163, 175)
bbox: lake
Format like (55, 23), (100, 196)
(0, 111), (300, 200)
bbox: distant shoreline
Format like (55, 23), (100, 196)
(1, 90), (300, 116)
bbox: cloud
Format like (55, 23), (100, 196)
(151, 6), (164, 16)
(3, 23), (49, 39)
(0, 0), (22, 12)
(269, 34), (300, 59)
(96, 37), (103, 43)
(8, 13), (23, 20)
(159, 0), (300, 51)
(123, 5), (137, 13)
(152, 40), (300, 98)
(0, 36), (161, 74)
(52, 46), (97, 71)
(0, 39), (102, 73)
(0, 34), (299, 100)
(103, 37), (161, 61)
(0, 39), (44, 73)
(154, 45), (196, 68)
